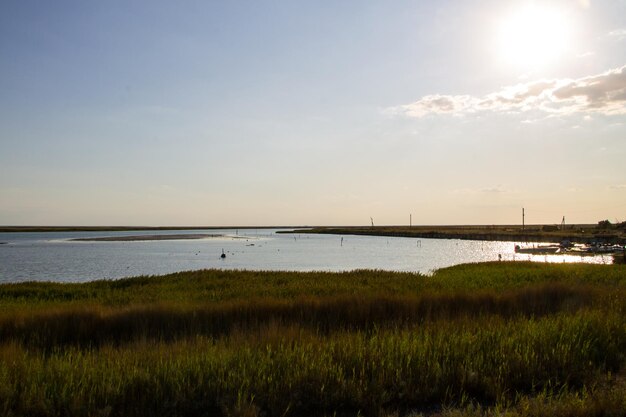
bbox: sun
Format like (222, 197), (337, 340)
(496, 5), (570, 72)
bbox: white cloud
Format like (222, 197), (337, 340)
(453, 185), (511, 195)
(481, 186), (509, 194)
(391, 65), (626, 118)
(607, 29), (626, 41)
(576, 51), (595, 58)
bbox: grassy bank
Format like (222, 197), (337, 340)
(1, 263), (626, 416)
(284, 225), (626, 245)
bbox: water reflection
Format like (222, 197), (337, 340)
(0, 229), (613, 283)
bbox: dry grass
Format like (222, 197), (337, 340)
(0, 283), (596, 350)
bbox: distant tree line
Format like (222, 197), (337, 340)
(597, 219), (626, 230)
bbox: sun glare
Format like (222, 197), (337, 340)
(496, 5), (570, 71)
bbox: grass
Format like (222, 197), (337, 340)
(0, 262), (625, 416)
(286, 225), (626, 245)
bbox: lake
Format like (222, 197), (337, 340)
(0, 229), (612, 283)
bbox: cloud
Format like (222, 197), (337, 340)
(480, 186), (509, 194)
(607, 29), (626, 41)
(609, 184), (626, 190)
(391, 65), (626, 118)
(453, 185), (511, 195)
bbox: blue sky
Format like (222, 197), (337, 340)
(1, 0), (625, 226)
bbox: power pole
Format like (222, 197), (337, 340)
(522, 208), (525, 231)
(370, 217), (374, 228)
(561, 216), (565, 230)
(410, 214), (412, 227)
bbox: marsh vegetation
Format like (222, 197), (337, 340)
(289, 222), (626, 245)
(1, 263), (626, 416)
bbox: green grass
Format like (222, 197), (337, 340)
(0, 262), (625, 416)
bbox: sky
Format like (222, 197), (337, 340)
(1, 0), (625, 226)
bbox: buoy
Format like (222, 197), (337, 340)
(220, 249), (226, 259)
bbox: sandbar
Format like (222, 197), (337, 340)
(71, 234), (222, 242)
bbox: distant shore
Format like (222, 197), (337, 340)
(70, 234), (223, 242)
(283, 225), (626, 245)
(0, 226), (297, 233)
(3, 224), (625, 245)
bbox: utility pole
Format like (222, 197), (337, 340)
(522, 208), (525, 231)
(410, 214), (412, 227)
(370, 217), (374, 228)
(561, 216), (565, 230)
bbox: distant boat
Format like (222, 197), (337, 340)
(515, 243), (625, 256)
(514, 244), (560, 254)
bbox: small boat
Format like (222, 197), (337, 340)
(514, 244), (560, 254)
(587, 244), (624, 254)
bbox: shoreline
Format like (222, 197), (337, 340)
(3, 224), (625, 245)
(0, 226), (300, 233)
(283, 225), (626, 245)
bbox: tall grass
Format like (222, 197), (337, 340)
(0, 283), (598, 350)
(2, 262), (624, 307)
(1, 312), (624, 416)
(0, 262), (625, 416)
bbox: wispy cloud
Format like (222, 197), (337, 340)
(390, 65), (626, 118)
(609, 184), (626, 190)
(607, 29), (626, 41)
(576, 51), (595, 58)
(453, 185), (511, 195)
(480, 186), (509, 194)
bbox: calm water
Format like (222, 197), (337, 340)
(0, 229), (612, 283)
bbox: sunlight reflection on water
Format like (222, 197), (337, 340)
(0, 229), (613, 283)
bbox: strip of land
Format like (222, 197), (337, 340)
(71, 233), (223, 242)
(284, 224), (626, 244)
(5, 224), (625, 245)
(0, 226), (299, 233)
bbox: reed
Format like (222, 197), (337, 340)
(0, 283), (598, 350)
(2, 262), (624, 308)
(0, 262), (625, 416)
